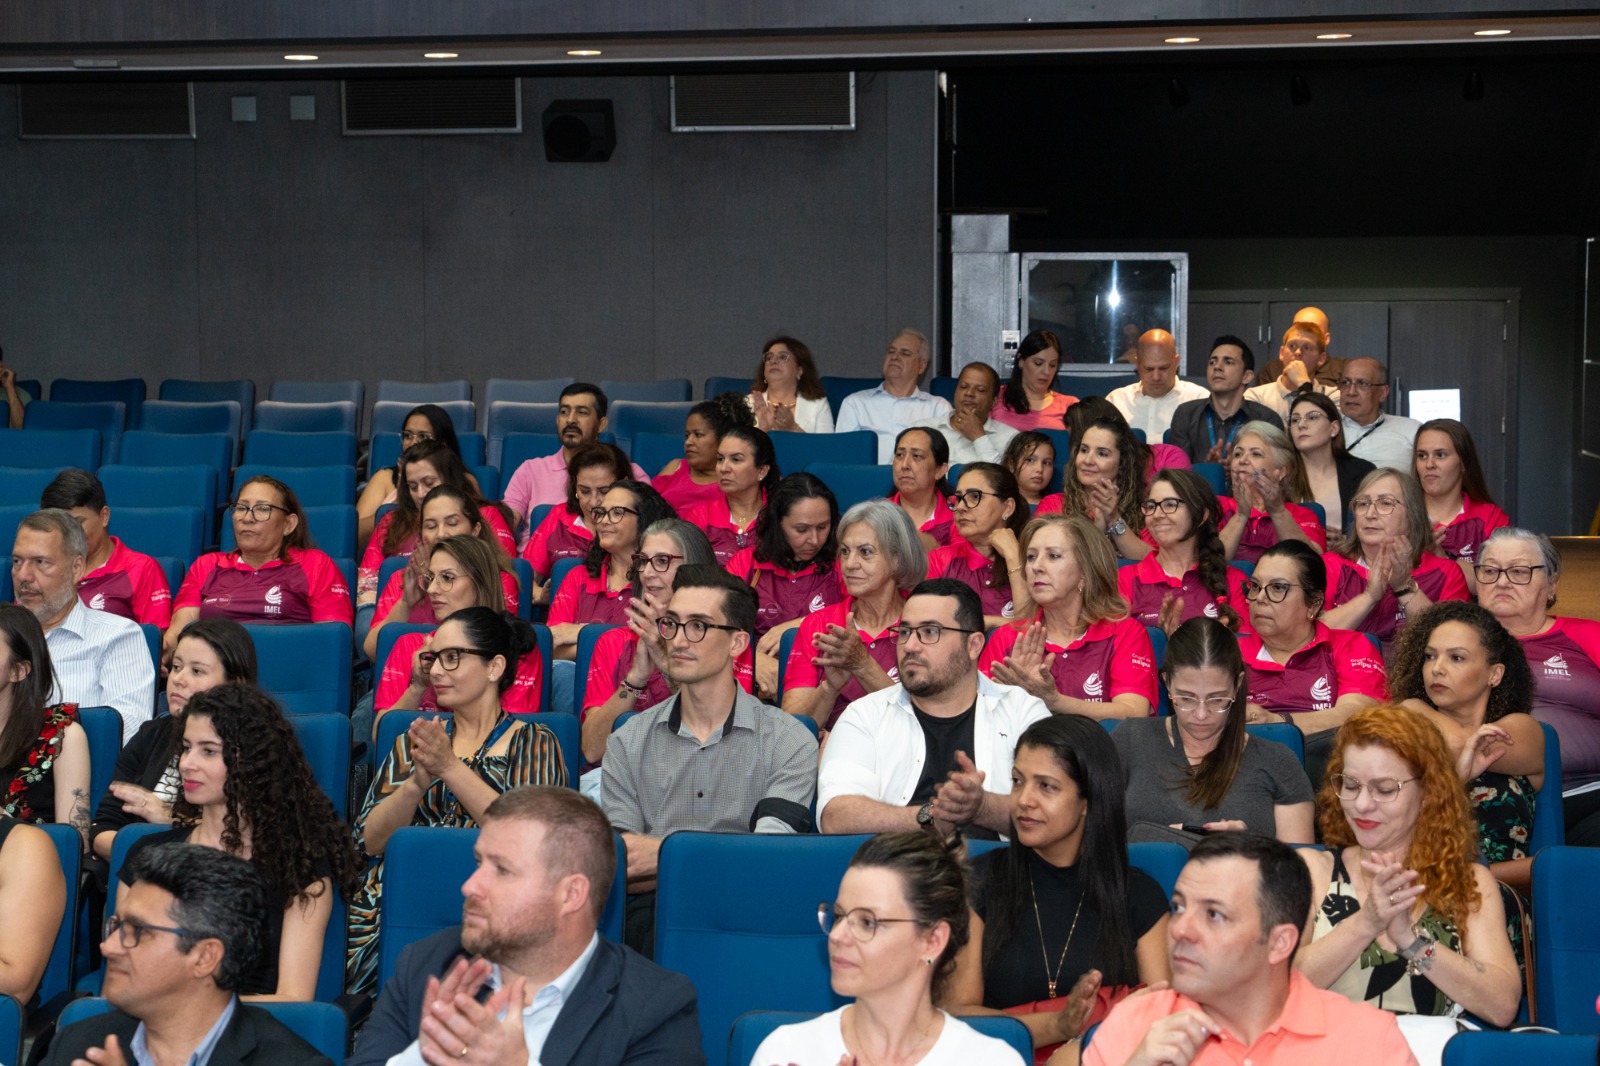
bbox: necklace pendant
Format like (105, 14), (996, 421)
(1047, 980), (1057, 999)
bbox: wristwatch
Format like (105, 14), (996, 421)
(1106, 518), (1128, 537)
(916, 799), (936, 830)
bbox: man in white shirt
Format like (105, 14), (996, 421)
(12, 509), (154, 737)
(907, 361), (1018, 464)
(1338, 357), (1421, 471)
(349, 787), (704, 1066)
(1244, 319), (1341, 420)
(1107, 329), (1208, 442)
(816, 578), (1049, 837)
(836, 328), (952, 462)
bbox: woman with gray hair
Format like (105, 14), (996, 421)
(1220, 420), (1327, 563)
(1320, 468), (1469, 653)
(782, 500), (927, 731)
(1477, 526), (1600, 844)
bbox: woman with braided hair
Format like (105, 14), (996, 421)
(121, 682), (361, 1001)
(1116, 468), (1251, 635)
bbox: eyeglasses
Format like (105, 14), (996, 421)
(1288, 412), (1328, 427)
(1336, 378), (1385, 391)
(631, 552), (685, 573)
(818, 903), (921, 942)
(763, 350), (795, 363)
(657, 617), (742, 642)
(889, 622), (982, 645)
(947, 488), (1003, 510)
(104, 914), (193, 950)
(232, 502), (289, 522)
(419, 647), (494, 671)
(1169, 692), (1235, 714)
(1140, 498), (1184, 516)
(421, 569), (459, 591)
(1329, 773), (1418, 803)
(1351, 496), (1401, 516)
(590, 505), (639, 525)
(401, 429), (436, 444)
(1244, 580), (1303, 603)
(1474, 564), (1545, 586)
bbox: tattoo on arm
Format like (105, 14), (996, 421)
(69, 787), (90, 846)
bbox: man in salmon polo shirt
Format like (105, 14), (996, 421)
(1084, 833), (1416, 1066)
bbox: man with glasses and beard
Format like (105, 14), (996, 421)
(602, 564), (817, 955)
(817, 578), (1050, 838)
(350, 787), (704, 1066)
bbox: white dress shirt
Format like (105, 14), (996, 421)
(46, 598), (155, 739)
(906, 413), (1019, 465)
(1243, 380), (1340, 422)
(747, 392), (836, 435)
(1341, 414), (1422, 472)
(816, 673), (1049, 827)
(1106, 380), (1210, 441)
(835, 386), (953, 462)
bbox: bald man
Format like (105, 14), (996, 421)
(1258, 306), (1346, 389)
(1107, 329), (1208, 441)
(1338, 357), (1421, 470)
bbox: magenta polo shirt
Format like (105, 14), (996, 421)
(726, 546), (845, 637)
(78, 536), (173, 628)
(176, 547), (352, 625)
(979, 613), (1158, 709)
(682, 494), (765, 567)
(547, 558), (631, 627)
(1217, 495), (1327, 564)
(783, 598), (901, 729)
(1519, 616), (1600, 787)
(927, 539), (1018, 621)
(520, 506), (594, 578)
(1239, 622), (1388, 716)
(1322, 551), (1470, 649)
(1432, 495), (1511, 564)
(1116, 552), (1252, 632)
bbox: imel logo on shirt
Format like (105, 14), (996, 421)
(1082, 672), (1104, 698)
(1001, 600), (1015, 618)
(89, 593), (106, 611)
(264, 585), (283, 615)
(1544, 654), (1571, 678)
(1309, 675), (1333, 710)
(809, 595), (828, 614)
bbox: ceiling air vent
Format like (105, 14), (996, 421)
(671, 73), (855, 132)
(19, 82), (194, 139)
(342, 78), (521, 136)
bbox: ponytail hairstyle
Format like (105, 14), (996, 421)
(1149, 470), (1240, 631)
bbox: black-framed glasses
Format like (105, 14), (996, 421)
(1474, 564), (1545, 586)
(401, 428), (436, 444)
(889, 622), (981, 645)
(947, 488), (1002, 510)
(632, 552), (685, 573)
(1140, 498), (1184, 516)
(419, 647), (495, 671)
(232, 502), (289, 521)
(818, 903), (921, 942)
(1329, 773), (1418, 803)
(1169, 691), (1235, 714)
(1336, 378), (1385, 392)
(104, 914), (193, 949)
(1351, 496), (1401, 516)
(656, 617), (742, 642)
(590, 505), (639, 525)
(1244, 580), (1303, 604)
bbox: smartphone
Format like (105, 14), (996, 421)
(1179, 824), (1212, 836)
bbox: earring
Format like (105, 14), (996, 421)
(924, 957), (935, 967)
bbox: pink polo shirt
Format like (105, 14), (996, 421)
(520, 506), (594, 578)
(1322, 551), (1469, 648)
(1239, 622), (1388, 715)
(988, 387), (1077, 432)
(502, 450), (648, 545)
(1519, 616), (1600, 787)
(682, 494), (765, 566)
(547, 558), (631, 627)
(652, 461), (724, 513)
(727, 547), (845, 636)
(1117, 552), (1252, 632)
(78, 536), (172, 627)
(375, 629), (543, 714)
(1432, 494), (1510, 564)
(926, 539), (1018, 620)
(979, 613), (1158, 708)
(176, 547), (352, 625)
(889, 491), (955, 547)
(783, 598), (902, 729)
(1218, 496), (1327, 564)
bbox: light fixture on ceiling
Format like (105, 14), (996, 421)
(1164, 37), (1200, 44)
(1473, 29), (1512, 36)
(283, 54), (319, 61)
(423, 52), (459, 59)
(1316, 33), (1354, 40)
(567, 49), (603, 56)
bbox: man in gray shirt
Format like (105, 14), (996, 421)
(603, 564), (818, 955)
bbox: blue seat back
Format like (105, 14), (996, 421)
(138, 624), (163, 679)
(377, 826), (626, 990)
(243, 622), (354, 717)
(772, 430), (877, 473)
(599, 378), (692, 403)
(78, 706), (123, 814)
(0, 428), (100, 471)
(1245, 722), (1306, 764)
(232, 464), (357, 508)
(606, 401), (695, 455)
(541, 557), (585, 626)
(268, 379), (364, 409)
(800, 462), (888, 514)
(1530, 722), (1564, 856)
(929, 375), (959, 403)
(469, 464), (501, 502)
(59, 997), (348, 1061)
(496, 432), (563, 480)
(138, 401), (243, 457)
(117, 431), (232, 505)
(372, 623), (438, 712)
(159, 379), (255, 433)
(375, 379), (472, 406)
(100, 465), (218, 544)
(1443, 1031), (1598, 1066)
(243, 431), (359, 469)
(0, 994), (17, 1066)
(1533, 845), (1600, 1032)
(1191, 461), (1227, 495)
(655, 832), (868, 1066)
(50, 378), (146, 420)
(573, 623), (621, 717)
(1302, 499), (1327, 530)
(372, 399), (474, 439)
(39, 822), (83, 1006)
(288, 713), (352, 820)
(703, 375), (749, 399)
(819, 376), (882, 418)
(0, 464), (70, 505)
(110, 506), (204, 564)
(1127, 841), (1189, 897)
(482, 378), (574, 426)
(630, 431), (680, 478)
(728, 1011), (1030, 1066)
(1061, 372), (1134, 400)
(486, 405), (560, 469)
(775, 627), (801, 702)
(252, 400), (360, 435)
(23, 401), (125, 462)
(375, 711), (580, 787)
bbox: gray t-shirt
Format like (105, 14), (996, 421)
(1112, 717), (1314, 835)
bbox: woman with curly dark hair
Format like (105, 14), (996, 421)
(653, 392), (755, 512)
(1038, 410), (1157, 561)
(121, 682), (361, 1001)
(1117, 468), (1250, 634)
(1388, 600), (1542, 890)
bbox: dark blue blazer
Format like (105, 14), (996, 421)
(45, 1004), (332, 1066)
(349, 928), (704, 1066)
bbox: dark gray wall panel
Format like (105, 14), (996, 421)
(0, 85), (201, 384)
(193, 81), (427, 383)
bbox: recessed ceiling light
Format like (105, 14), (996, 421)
(283, 54), (319, 62)
(1316, 33), (1354, 40)
(1164, 37), (1200, 44)
(1473, 29), (1512, 36)
(423, 52), (459, 59)
(567, 49), (603, 56)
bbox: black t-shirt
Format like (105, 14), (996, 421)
(911, 700), (977, 804)
(970, 846), (1169, 1009)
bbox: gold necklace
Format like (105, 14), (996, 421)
(1028, 864), (1085, 999)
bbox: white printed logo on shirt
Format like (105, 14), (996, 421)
(1545, 654), (1571, 678)
(89, 593), (106, 611)
(1001, 600), (1015, 618)
(1082, 672), (1104, 698)
(264, 585), (283, 615)
(887, 666), (899, 682)
(809, 595), (827, 614)
(1309, 675), (1332, 710)
(1203, 601), (1219, 618)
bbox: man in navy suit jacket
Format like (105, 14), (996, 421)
(349, 786), (703, 1066)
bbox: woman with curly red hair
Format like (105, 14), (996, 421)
(1294, 705), (1520, 1028)
(121, 682), (361, 1001)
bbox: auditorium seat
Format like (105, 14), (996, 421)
(600, 378), (692, 403)
(0, 994), (16, 1066)
(372, 399), (474, 439)
(799, 463), (886, 514)
(98, 464), (218, 545)
(370, 430), (487, 473)
(243, 622), (355, 717)
(252, 400), (359, 436)
(375, 379), (472, 406)
(219, 503), (356, 560)
(38, 822), (83, 1010)
(158, 379), (254, 435)
(571, 623), (621, 717)
(50, 377), (145, 426)
(776, 627), (800, 702)
(0, 465), (70, 505)
(0, 429), (101, 471)
(772, 429), (876, 472)
(23, 401), (126, 462)
(138, 401), (243, 459)
(287, 712), (353, 820)
(78, 706), (122, 814)
(1443, 1031), (1597, 1066)
(232, 464), (357, 508)
(819, 376), (881, 418)
(1191, 461), (1227, 496)
(703, 375), (749, 399)
(268, 379), (364, 410)
(110, 505), (204, 563)
(496, 432), (562, 480)
(930, 375), (958, 403)
(605, 401), (694, 455)
(117, 431), (232, 507)
(1245, 722), (1305, 764)
(481, 377), (573, 426)
(629, 431), (679, 478)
